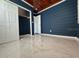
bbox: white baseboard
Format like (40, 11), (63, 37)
(41, 33), (79, 42)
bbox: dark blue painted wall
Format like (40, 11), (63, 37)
(41, 0), (77, 36)
(76, 24), (79, 37)
(19, 16), (30, 35)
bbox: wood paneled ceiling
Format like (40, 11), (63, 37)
(24, 0), (63, 13)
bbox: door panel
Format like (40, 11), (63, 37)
(0, 0), (19, 44)
(34, 15), (41, 34)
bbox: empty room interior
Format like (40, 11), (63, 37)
(0, 0), (79, 58)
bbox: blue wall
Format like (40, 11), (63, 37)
(19, 16), (30, 35)
(41, 0), (77, 36)
(76, 24), (79, 37)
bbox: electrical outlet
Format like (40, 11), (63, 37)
(50, 29), (52, 32)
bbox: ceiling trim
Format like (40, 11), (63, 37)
(21, 0), (66, 14)
(37, 0), (66, 13)
(21, 0), (34, 8)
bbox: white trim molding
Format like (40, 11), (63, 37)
(21, 0), (34, 8)
(38, 0), (66, 13)
(21, 0), (66, 13)
(41, 34), (79, 42)
(5, 0), (33, 35)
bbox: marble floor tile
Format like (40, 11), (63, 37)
(0, 35), (79, 58)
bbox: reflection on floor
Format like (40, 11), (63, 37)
(0, 35), (79, 58)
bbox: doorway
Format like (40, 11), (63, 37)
(34, 15), (41, 34)
(18, 7), (30, 36)
(18, 7), (32, 39)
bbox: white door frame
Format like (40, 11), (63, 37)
(34, 15), (41, 34)
(5, 0), (32, 35)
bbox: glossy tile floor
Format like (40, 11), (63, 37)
(0, 35), (79, 58)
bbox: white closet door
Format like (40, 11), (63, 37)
(34, 15), (41, 34)
(5, 1), (19, 41)
(0, 0), (19, 44)
(0, 0), (6, 42)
